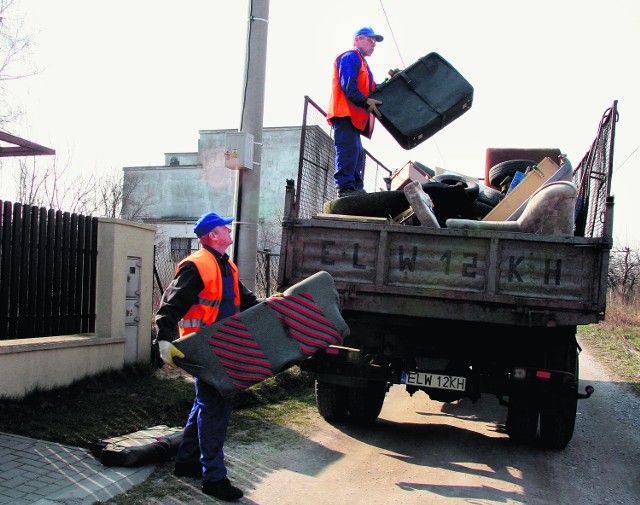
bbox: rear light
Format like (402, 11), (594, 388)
(535, 370), (551, 379)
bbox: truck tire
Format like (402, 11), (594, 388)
(346, 381), (387, 425)
(431, 174), (480, 201)
(506, 400), (539, 444)
(539, 391), (578, 449)
(488, 159), (536, 189)
(539, 329), (579, 449)
(315, 381), (348, 421)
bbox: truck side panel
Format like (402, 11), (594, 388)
(282, 220), (606, 326)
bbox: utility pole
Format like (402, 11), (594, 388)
(234, 0), (269, 291)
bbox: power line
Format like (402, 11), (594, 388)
(378, 0), (447, 169)
(379, 0), (405, 68)
(614, 143), (640, 173)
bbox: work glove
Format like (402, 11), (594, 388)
(270, 291), (285, 298)
(365, 97), (383, 118)
(158, 340), (185, 367)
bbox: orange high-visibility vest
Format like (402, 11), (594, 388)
(327, 50), (374, 132)
(176, 248), (240, 337)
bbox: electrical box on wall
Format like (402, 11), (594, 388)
(224, 131), (254, 170)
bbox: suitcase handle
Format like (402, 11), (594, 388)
(397, 65), (443, 120)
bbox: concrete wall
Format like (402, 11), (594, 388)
(95, 218), (157, 365)
(0, 218), (156, 399)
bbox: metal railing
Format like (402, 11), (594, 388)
(572, 101), (618, 239)
(294, 96), (392, 219)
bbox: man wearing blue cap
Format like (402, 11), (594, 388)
(327, 27), (386, 198)
(155, 211), (259, 501)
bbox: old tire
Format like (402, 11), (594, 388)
(316, 381), (348, 421)
(488, 159), (536, 189)
(431, 174), (479, 201)
(346, 381), (387, 425)
(323, 190), (410, 218)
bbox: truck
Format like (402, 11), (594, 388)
(276, 97), (618, 449)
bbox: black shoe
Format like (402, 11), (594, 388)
(174, 461), (202, 478)
(202, 477), (244, 501)
(338, 188), (366, 198)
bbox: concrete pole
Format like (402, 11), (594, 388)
(234, 0), (270, 291)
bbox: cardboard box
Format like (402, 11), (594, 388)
(482, 157), (561, 221)
(390, 161), (433, 191)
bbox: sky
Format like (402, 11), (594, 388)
(2, 0), (639, 246)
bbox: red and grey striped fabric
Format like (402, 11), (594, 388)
(207, 316), (275, 390)
(172, 271), (350, 397)
(264, 293), (343, 354)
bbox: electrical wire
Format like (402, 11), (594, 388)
(239, 1), (253, 132)
(614, 143), (639, 173)
(378, 0), (405, 68)
(378, 0), (447, 169)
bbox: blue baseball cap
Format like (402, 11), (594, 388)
(355, 27), (383, 42)
(193, 212), (234, 237)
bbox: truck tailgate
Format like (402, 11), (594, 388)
(280, 218), (609, 327)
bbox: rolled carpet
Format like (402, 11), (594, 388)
(172, 270), (350, 398)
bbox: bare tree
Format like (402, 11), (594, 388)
(15, 156), (47, 205)
(0, 0), (35, 128)
(14, 155), (155, 221)
(13, 151), (97, 215)
(99, 169), (151, 221)
(608, 245), (640, 304)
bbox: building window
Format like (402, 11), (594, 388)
(170, 237), (199, 262)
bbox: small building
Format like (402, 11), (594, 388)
(123, 126), (306, 263)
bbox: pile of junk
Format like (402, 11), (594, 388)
(324, 146), (577, 237)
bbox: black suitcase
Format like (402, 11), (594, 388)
(369, 52), (474, 150)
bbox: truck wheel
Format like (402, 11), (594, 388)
(315, 380), (348, 421)
(539, 333), (579, 449)
(346, 381), (387, 425)
(539, 395), (578, 449)
(506, 400), (538, 444)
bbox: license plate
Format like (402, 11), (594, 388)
(401, 371), (466, 391)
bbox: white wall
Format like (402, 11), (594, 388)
(0, 218), (156, 399)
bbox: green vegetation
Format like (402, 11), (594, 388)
(577, 297), (640, 396)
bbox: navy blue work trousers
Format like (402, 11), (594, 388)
(333, 117), (365, 191)
(175, 377), (232, 482)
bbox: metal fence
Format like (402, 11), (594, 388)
(293, 95), (392, 219)
(0, 200), (98, 340)
(572, 100), (618, 239)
